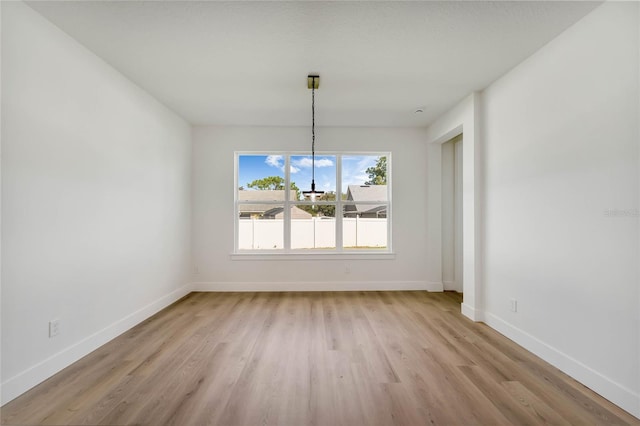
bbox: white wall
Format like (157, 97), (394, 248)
(425, 2), (639, 416)
(192, 126), (432, 291)
(479, 2), (638, 417)
(1, 2), (192, 404)
(0, 0), (4, 407)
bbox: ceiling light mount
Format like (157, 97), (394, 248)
(307, 75), (320, 90)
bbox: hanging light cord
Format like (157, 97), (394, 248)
(303, 75), (323, 200)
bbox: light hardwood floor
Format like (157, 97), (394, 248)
(2, 291), (638, 425)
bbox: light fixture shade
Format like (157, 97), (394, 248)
(302, 182), (324, 200)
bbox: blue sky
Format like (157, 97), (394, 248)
(238, 154), (381, 196)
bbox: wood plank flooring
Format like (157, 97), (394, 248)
(2, 291), (638, 425)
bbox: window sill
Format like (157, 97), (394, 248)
(230, 252), (396, 261)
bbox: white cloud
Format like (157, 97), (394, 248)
(292, 157), (312, 168)
(290, 165), (300, 174)
(265, 155), (283, 168)
(341, 155), (378, 186)
(316, 158), (334, 168)
(356, 156), (376, 170)
(292, 157), (334, 168)
(355, 173), (370, 183)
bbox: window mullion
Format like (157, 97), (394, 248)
(234, 152), (240, 252)
(284, 155), (291, 252)
(387, 153), (392, 252)
(336, 154), (343, 252)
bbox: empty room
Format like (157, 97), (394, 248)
(1, 1), (639, 425)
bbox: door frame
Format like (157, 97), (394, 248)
(426, 93), (483, 321)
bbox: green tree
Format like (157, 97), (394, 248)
(247, 176), (286, 190)
(364, 156), (387, 185)
(291, 182), (301, 200)
(298, 192), (336, 217)
(246, 176), (301, 199)
(316, 192), (336, 217)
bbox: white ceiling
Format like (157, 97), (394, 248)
(27, 1), (600, 127)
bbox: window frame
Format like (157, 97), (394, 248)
(233, 151), (393, 259)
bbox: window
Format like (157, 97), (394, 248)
(235, 152), (391, 254)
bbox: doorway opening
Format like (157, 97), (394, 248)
(441, 134), (463, 293)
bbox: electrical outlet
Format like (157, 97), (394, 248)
(49, 319), (60, 338)
(509, 299), (518, 313)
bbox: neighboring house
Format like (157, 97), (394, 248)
(238, 190), (297, 218)
(344, 185), (387, 218)
(263, 206), (313, 219)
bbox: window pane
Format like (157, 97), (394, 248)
(291, 204), (336, 250)
(238, 155), (289, 201)
(290, 155), (336, 200)
(341, 155), (387, 200)
(342, 205), (388, 250)
(238, 204), (284, 250)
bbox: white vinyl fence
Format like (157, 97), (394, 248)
(239, 217), (387, 250)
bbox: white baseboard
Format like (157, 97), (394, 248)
(191, 280), (443, 292)
(484, 312), (640, 419)
(443, 280), (463, 292)
(426, 281), (444, 292)
(461, 302), (484, 322)
(1, 284), (192, 406)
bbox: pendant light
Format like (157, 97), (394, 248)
(302, 75), (325, 202)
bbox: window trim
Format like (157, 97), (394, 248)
(234, 151), (392, 256)
(229, 252), (396, 261)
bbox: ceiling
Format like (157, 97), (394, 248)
(27, 1), (600, 127)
